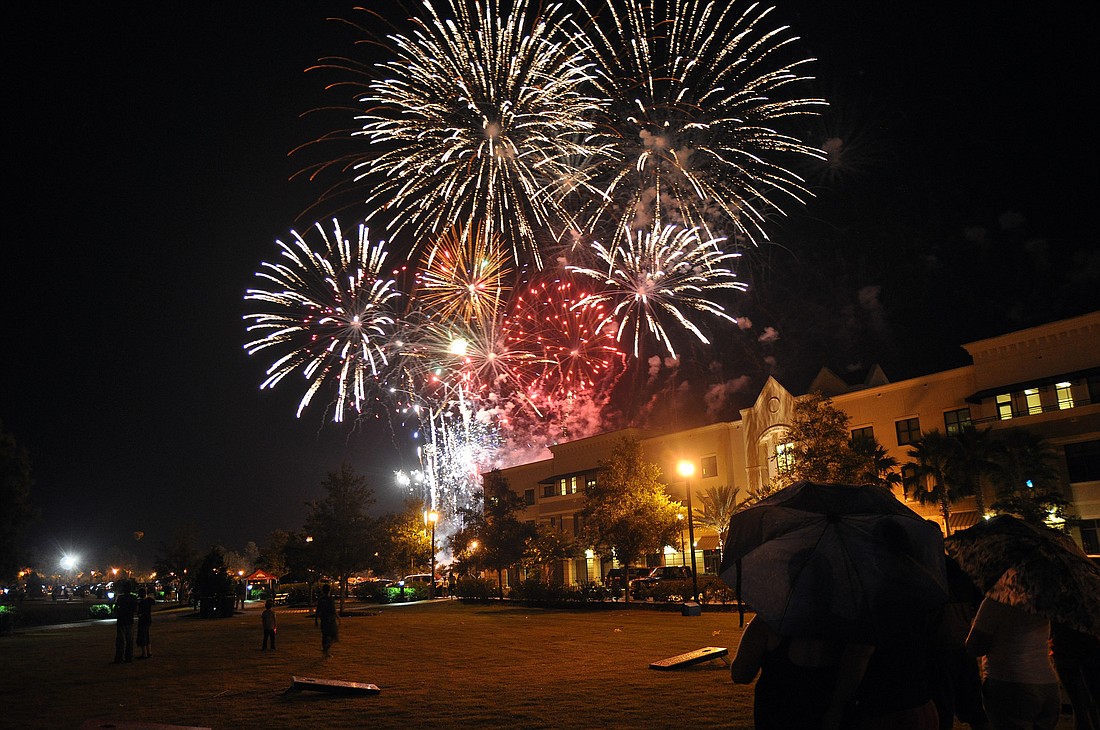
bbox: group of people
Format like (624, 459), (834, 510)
(730, 557), (1100, 730)
(112, 580), (154, 663)
(258, 582), (339, 657)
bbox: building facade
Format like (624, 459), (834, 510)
(494, 311), (1100, 585)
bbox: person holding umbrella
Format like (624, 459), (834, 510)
(947, 515), (1100, 730)
(723, 481), (950, 729)
(964, 595), (1059, 730)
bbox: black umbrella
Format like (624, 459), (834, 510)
(720, 481), (949, 640)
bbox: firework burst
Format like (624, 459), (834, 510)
(567, 222), (745, 358)
(347, 0), (610, 267)
(580, 0), (825, 246)
(416, 224), (512, 325)
(243, 219), (401, 422)
(505, 274), (625, 402)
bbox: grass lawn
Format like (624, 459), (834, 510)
(0, 600), (1077, 729)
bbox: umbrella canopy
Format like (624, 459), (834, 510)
(945, 515), (1100, 638)
(720, 481), (949, 641)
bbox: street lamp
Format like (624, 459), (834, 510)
(427, 510), (439, 599)
(676, 513), (686, 566)
(677, 461), (699, 603)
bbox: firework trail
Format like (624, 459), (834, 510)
(243, 219), (401, 422)
(567, 222), (745, 358)
(579, 0), (825, 247)
(343, 0), (611, 267)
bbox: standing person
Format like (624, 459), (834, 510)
(314, 584), (339, 658)
(136, 585), (154, 659)
(965, 596), (1060, 730)
(731, 615), (862, 729)
(1050, 621), (1100, 730)
(236, 580), (247, 611)
(261, 599), (277, 651)
(112, 580), (138, 664)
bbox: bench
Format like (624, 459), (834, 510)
(649, 646), (729, 670)
(283, 676), (381, 696)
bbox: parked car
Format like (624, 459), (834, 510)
(629, 566), (694, 597)
(604, 567), (651, 590)
(401, 574), (444, 591)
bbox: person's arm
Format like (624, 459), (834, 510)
(965, 597), (996, 658)
(730, 617), (770, 684)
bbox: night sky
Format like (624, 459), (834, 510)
(5, 2), (1097, 570)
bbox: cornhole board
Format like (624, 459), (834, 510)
(649, 646), (729, 670)
(284, 676), (381, 696)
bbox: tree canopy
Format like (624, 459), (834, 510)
(303, 463), (378, 608)
(581, 436), (681, 599)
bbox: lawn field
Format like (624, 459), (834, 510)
(0, 600), (1076, 729)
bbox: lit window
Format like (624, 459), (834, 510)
(944, 408), (972, 436)
(559, 478), (568, 496)
(585, 474), (597, 491)
(1024, 388), (1042, 416)
(996, 394), (1013, 420)
(1056, 382), (1075, 410)
(775, 442), (795, 474)
(570, 476), (578, 494)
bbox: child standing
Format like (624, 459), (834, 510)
(261, 599), (277, 651)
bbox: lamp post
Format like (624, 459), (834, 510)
(677, 513), (686, 566)
(427, 510), (439, 599)
(677, 461), (699, 603)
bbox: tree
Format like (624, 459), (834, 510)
(774, 392), (863, 488)
(989, 430), (1071, 528)
(906, 430), (966, 535)
(153, 523), (200, 602)
(303, 463), (378, 611)
(0, 420), (36, 581)
(193, 547), (234, 618)
(257, 530), (290, 579)
(850, 437), (903, 490)
(524, 525), (583, 584)
(949, 427), (997, 516)
(581, 437), (681, 601)
(376, 499), (433, 576)
(452, 471), (532, 598)
(692, 484), (746, 562)
(282, 531), (320, 606)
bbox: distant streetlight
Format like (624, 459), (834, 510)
(677, 461), (699, 603)
(427, 510), (439, 599)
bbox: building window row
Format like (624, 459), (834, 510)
(541, 471), (596, 499)
(995, 376), (1100, 421)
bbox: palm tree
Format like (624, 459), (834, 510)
(906, 430), (964, 535)
(850, 437), (903, 490)
(692, 484), (745, 562)
(949, 427), (997, 516)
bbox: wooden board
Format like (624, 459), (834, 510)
(284, 676), (381, 696)
(649, 646), (729, 670)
